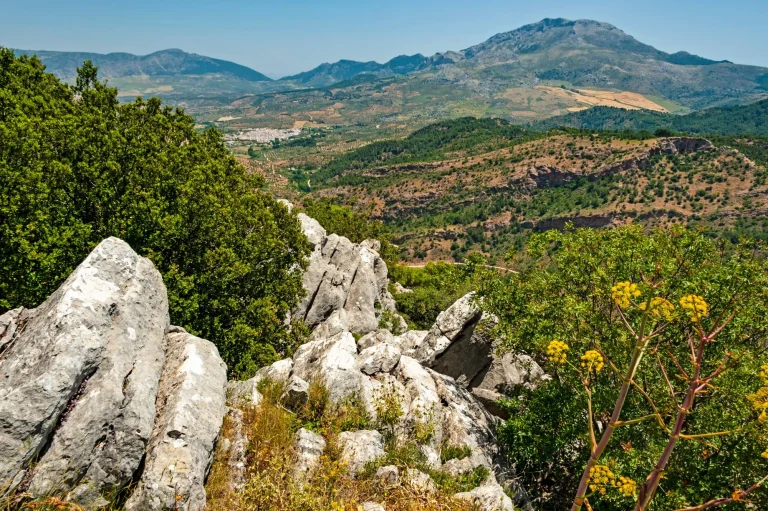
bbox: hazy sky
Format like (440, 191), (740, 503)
(2, 0), (766, 78)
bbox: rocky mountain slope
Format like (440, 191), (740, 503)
(0, 208), (534, 510)
(211, 18), (768, 128)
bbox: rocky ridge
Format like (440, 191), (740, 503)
(0, 207), (538, 510)
(223, 205), (547, 510)
(0, 238), (228, 510)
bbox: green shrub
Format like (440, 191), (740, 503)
(481, 225), (768, 510)
(0, 49), (310, 378)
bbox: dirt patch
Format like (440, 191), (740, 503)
(536, 86), (668, 112)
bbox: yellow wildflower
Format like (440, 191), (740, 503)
(748, 386), (768, 421)
(616, 476), (637, 497)
(761, 449), (768, 460)
(546, 340), (569, 365)
(611, 281), (641, 308)
(581, 350), (605, 374)
(760, 363), (768, 385)
(679, 294), (708, 323)
(588, 465), (615, 495)
(639, 296), (676, 321)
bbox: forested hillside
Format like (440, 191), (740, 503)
(296, 118), (768, 264)
(537, 99), (768, 135)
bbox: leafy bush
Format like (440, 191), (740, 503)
(0, 49), (310, 378)
(390, 254), (487, 329)
(482, 225), (768, 510)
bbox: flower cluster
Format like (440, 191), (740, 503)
(546, 340), (569, 365)
(588, 465), (615, 495)
(760, 363), (768, 385)
(639, 297), (676, 321)
(581, 350), (605, 374)
(748, 386), (768, 422)
(611, 281), (641, 308)
(762, 449), (768, 460)
(679, 294), (708, 323)
(616, 476), (637, 498)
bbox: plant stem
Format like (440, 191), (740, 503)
(571, 333), (649, 510)
(634, 330), (706, 511)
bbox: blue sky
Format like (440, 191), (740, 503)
(2, 0), (766, 78)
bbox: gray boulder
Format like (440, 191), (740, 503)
(227, 358), (294, 407)
(415, 293), (547, 419)
(471, 353), (547, 419)
(292, 214), (397, 334)
(405, 468), (436, 493)
(374, 465), (400, 486)
(0, 307), (23, 353)
(0, 238), (169, 504)
(292, 428), (326, 483)
(455, 481), (516, 511)
(338, 430), (386, 476)
(125, 330), (228, 511)
(359, 343), (401, 375)
(281, 374), (310, 410)
(413, 292), (482, 365)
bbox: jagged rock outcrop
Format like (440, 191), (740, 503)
(293, 428), (326, 483)
(126, 329), (228, 511)
(0, 238), (169, 504)
(292, 211), (400, 334)
(414, 292), (547, 419)
(0, 238), (227, 509)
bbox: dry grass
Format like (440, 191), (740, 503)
(206, 380), (480, 511)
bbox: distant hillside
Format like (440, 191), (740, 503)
(281, 54), (428, 88)
(13, 48), (272, 82)
(536, 99), (768, 135)
(296, 118), (768, 263)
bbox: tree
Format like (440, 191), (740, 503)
(481, 225), (768, 510)
(0, 49), (310, 378)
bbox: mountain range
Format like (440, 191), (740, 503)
(10, 18), (768, 121)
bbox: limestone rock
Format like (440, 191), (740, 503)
(297, 212), (327, 247)
(413, 292), (482, 365)
(471, 353), (547, 418)
(293, 428), (326, 483)
(359, 343), (401, 375)
(292, 219), (396, 334)
(455, 481), (515, 511)
(257, 358), (294, 382)
(0, 237), (169, 503)
(396, 330), (429, 354)
(362, 503), (387, 511)
(0, 307), (23, 353)
(405, 469), (436, 493)
(374, 465), (400, 486)
(281, 375), (310, 410)
(125, 331), (228, 511)
(338, 430), (385, 476)
(357, 329), (395, 351)
(292, 331), (365, 404)
(224, 407), (248, 492)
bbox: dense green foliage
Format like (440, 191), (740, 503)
(481, 226), (768, 510)
(0, 49), (310, 378)
(537, 100), (768, 136)
(389, 254), (487, 329)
